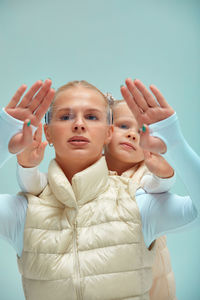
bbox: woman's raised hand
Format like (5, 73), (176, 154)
(17, 123), (48, 168)
(6, 80), (55, 154)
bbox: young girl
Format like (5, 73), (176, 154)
(105, 99), (177, 300)
(1, 79), (199, 300)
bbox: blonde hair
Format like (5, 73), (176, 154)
(106, 98), (126, 124)
(45, 80), (111, 124)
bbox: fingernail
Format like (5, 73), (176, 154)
(120, 85), (124, 88)
(142, 124), (146, 132)
(27, 120), (31, 127)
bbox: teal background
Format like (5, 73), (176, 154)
(0, 0), (200, 299)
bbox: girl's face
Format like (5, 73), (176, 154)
(106, 102), (144, 164)
(44, 87), (112, 168)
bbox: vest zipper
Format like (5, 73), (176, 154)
(73, 220), (82, 300)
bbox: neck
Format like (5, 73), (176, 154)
(105, 151), (138, 176)
(55, 154), (102, 183)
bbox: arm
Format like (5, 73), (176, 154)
(142, 151), (175, 193)
(121, 79), (200, 243)
(0, 108), (27, 168)
(149, 112), (200, 212)
(0, 194), (27, 257)
(17, 123), (48, 195)
(141, 172), (176, 193)
(17, 165), (48, 195)
(121, 78), (200, 210)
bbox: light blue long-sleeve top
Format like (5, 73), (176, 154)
(0, 109), (199, 257)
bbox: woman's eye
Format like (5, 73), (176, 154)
(119, 124), (129, 129)
(60, 114), (73, 121)
(86, 115), (98, 120)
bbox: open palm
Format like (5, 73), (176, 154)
(6, 79), (55, 154)
(121, 79), (174, 154)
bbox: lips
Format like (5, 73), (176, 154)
(68, 136), (90, 146)
(119, 142), (136, 150)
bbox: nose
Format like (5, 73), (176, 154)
(127, 132), (138, 141)
(72, 117), (86, 132)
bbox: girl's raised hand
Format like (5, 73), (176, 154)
(143, 150), (174, 178)
(17, 123), (48, 168)
(121, 79), (175, 154)
(121, 78), (174, 126)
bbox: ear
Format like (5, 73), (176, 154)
(43, 124), (52, 144)
(104, 125), (113, 145)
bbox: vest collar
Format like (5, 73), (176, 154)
(48, 156), (109, 208)
(109, 162), (145, 178)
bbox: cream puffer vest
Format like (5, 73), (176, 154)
(120, 165), (177, 300)
(18, 157), (155, 300)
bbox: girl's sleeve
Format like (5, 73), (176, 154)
(138, 113), (200, 247)
(17, 164), (48, 195)
(0, 108), (24, 168)
(149, 112), (200, 214)
(141, 172), (176, 193)
(0, 194), (27, 257)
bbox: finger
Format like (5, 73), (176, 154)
(134, 79), (158, 107)
(34, 123), (43, 143)
(143, 150), (151, 160)
(20, 120), (34, 148)
(140, 124), (167, 154)
(35, 88), (55, 124)
(5, 84), (27, 109)
(37, 141), (48, 157)
(18, 80), (43, 108)
(28, 79), (52, 112)
(125, 78), (149, 112)
(120, 85), (143, 125)
(149, 85), (171, 109)
(8, 120), (33, 154)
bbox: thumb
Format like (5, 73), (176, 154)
(140, 124), (167, 154)
(21, 120), (33, 147)
(8, 120), (33, 154)
(143, 150), (151, 160)
(37, 141), (48, 157)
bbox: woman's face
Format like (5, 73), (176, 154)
(106, 102), (144, 164)
(44, 87), (112, 168)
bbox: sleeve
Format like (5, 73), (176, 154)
(149, 112), (200, 214)
(17, 164), (48, 195)
(137, 113), (200, 248)
(0, 193), (27, 257)
(141, 172), (176, 193)
(0, 108), (24, 168)
(136, 191), (198, 248)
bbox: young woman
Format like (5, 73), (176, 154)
(0, 79), (199, 300)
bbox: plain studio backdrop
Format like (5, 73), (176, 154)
(0, 0), (200, 299)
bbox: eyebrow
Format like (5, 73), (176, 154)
(56, 108), (104, 114)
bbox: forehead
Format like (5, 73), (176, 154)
(113, 102), (136, 121)
(53, 87), (107, 111)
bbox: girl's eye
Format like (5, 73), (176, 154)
(86, 115), (98, 120)
(60, 114), (74, 121)
(119, 124), (129, 129)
